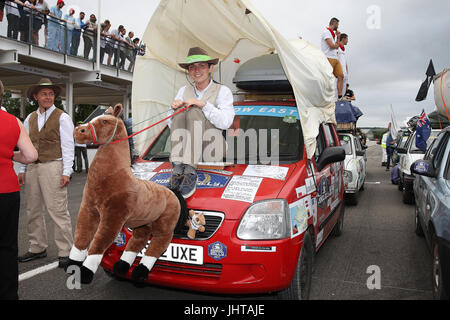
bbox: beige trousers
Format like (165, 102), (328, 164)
(170, 107), (226, 167)
(24, 161), (73, 257)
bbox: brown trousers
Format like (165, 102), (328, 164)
(24, 161), (73, 257)
(169, 107), (226, 167)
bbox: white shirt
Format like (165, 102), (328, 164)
(5, 1), (20, 17)
(168, 80), (235, 130)
(337, 46), (347, 76)
(321, 28), (338, 59)
(19, 106), (75, 177)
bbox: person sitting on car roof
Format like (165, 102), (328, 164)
(167, 47), (235, 199)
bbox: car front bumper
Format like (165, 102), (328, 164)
(101, 221), (304, 294)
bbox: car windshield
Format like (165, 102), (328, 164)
(143, 105), (303, 164)
(409, 130), (440, 153)
(339, 134), (352, 155)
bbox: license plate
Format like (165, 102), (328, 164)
(138, 241), (203, 265)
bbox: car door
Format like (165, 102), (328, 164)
(419, 132), (449, 237)
(354, 136), (366, 188)
(312, 123), (340, 247)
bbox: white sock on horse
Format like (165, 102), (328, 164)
(120, 251), (138, 265)
(69, 246), (88, 262)
(140, 256), (157, 272)
(83, 254), (103, 273)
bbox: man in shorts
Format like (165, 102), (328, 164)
(321, 17), (345, 100)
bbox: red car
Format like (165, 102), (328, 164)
(101, 101), (345, 299)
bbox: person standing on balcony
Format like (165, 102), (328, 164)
(5, 1), (24, 40)
(62, 8), (76, 54)
(82, 14), (97, 60)
(46, 0), (64, 52)
(70, 11), (85, 56)
(31, 0), (49, 45)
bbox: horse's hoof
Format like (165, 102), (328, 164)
(131, 264), (149, 283)
(64, 259), (83, 273)
(80, 265), (94, 284)
(113, 260), (131, 276)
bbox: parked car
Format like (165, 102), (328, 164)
(411, 126), (450, 299)
(338, 133), (367, 205)
(397, 129), (440, 204)
(100, 101), (346, 299)
(392, 129), (411, 166)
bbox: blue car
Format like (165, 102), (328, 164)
(411, 126), (450, 300)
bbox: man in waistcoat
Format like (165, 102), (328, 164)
(167, 47), (235, 198)
(18, 78), (74, 269)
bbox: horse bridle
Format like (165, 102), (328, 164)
(88, 117), (119, 146)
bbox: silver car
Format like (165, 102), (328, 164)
(411, 126), (450, 300)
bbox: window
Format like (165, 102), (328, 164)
(323, 124), (336, 147)
(432, 133), (449, 170)
(314, 124), (326, 163)
(339, 134), (352, 155)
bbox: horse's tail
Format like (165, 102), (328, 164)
(168, 187), (188, 234)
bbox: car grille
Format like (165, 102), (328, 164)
(141, 260), (223, 278)
(174, 210), (225, 240)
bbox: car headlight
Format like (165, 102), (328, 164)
(237, 199), (290, 240)
(344, 170), (353, 184)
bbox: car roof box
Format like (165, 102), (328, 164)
(233, 54), (293, 92)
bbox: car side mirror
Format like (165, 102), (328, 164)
(356, 150), (365, 157)
(396, 147), (407, 154)
(316, 147), (345, 172)
(410, 159), (436, 178)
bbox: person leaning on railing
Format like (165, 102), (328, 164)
(5, 1), (25, 40)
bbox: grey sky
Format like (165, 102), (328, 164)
(64, 0), (450, 127)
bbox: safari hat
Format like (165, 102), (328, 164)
(178, 47), (219, 70)
(27, 78), (62, 100)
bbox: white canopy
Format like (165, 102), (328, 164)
(132, 0), (336, 158)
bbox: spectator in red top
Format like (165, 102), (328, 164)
(0, 80), (38, 300)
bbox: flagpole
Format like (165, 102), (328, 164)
(96, 0), (101, 71)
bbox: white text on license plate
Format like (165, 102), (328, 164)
(138, 241), (203, 265)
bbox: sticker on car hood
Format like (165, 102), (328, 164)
(151, 172), (231, 189)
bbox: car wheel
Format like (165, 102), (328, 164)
(414, 206), (424, 237)
(333, 204), (345, 237)
(402, 187), (414, 204)
(345, 192), (358, 206)
(398, 179), (403, 191)
(432, 236), (448, 300)
(278, 231), (314, 300)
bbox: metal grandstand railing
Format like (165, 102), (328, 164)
(0, 1), (141, 72)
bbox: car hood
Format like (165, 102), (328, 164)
(131, 160), (295, 220)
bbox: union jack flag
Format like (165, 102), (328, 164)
(417, 110), (430, 128)
(415, 109), (431, 152)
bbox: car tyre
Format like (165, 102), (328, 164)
(402, 187), (414, 204)
(333, 204), (345, 237)
(398, 179), (403, 191)
(414, 206), (424, 237)
(345, 192), (358, 206)
(432, 235), (448, 300)
(278, 231), (314, 300)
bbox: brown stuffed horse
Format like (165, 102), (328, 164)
(67, 104), (186, 284)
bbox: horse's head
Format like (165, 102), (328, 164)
(74, 104), (127, 145)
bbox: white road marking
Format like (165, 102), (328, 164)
(365, 181), (381, 185)
(18, 261), (59, 282)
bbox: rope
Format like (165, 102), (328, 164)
(109, 105), (192, 145)
(440, 71), (450, 122)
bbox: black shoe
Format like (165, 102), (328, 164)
(18, 250), (47, 263)
(180, 172), (197, 199)
(168, 173), (184, 190)
(58, 256), (70, 269)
